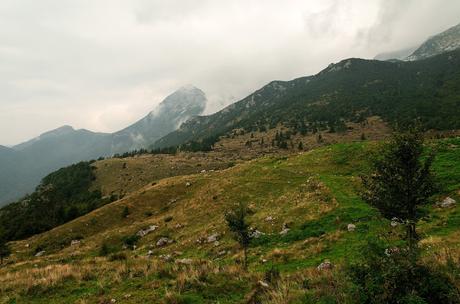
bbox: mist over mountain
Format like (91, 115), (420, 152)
(112, 86), (206, 153)
(406, 23), (460, 61)
(0, 86), (206, 206)
(375, 23), (460, 62)
(374, 46), (418, 61)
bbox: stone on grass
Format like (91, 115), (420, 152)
(347, 224), (356, 232)
(207, 233), (220, 243)
(70, 240), (81, 246)
(249, 229), (265, 239)
(137, 225), (159, 237)
(317, 260), (334, 271)
(156, 237), (173, 247)
(176, 258), (193, 265)
(258, 281), (270, 288)
(35, 251), (45, 257)
(438, 197), (456, 208)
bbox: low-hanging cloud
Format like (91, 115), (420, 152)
(0, 0), (459, 145)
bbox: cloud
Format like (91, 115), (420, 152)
(0, 0), (459, 145)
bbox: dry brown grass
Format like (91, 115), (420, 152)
(0, 256), (249, 299)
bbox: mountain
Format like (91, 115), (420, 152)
(406, 23), (460, 61)
(112, 86), (206, 153)
(374, 46), (418, 61)
(154, 50), (460, 149)
(0, 86), (206, 206)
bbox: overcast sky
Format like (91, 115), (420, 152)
(0, 0), (459, 145)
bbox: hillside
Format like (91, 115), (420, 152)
(1, 136), (459, 303)
(154, 50), (460, 150)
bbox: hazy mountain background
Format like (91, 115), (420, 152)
(0, 86), (206, 206)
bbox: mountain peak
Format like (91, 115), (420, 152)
(155, 86), (207, 114)
(178, 84), (202, 92)
(406, 22), (460, 61)
(112, 86), (207, 153)
(40, 125), (75, 138)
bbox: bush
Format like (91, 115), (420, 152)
(347, 239), (460, 304)
(122, 234), (140, 250)
(98, 242), (120, 256)
(121, 206), (130, 219)
(108, 252), (127, 262)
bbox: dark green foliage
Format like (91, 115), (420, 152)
(154, 51), (460, 150)
(347, 239), (460, 304)
(0, 233), (10, 264)
(121, 206), (130, 219)
(361, 127), (436, 250)
(225, 202), (251, 269)
(122, 234), (140, 250)
(108, 252), (127, 261)
(98, 241), (121, 257)
(0, 161), (103, 241)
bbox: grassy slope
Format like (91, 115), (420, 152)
(1, 137), (459, 303)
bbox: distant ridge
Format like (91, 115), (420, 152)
(0, 86), (207, 206)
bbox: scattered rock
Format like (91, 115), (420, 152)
(147, 250), (154, 257)
(438, 197), (456, 208)
(217, 250), (227, 257)
(214, 241), (220, 247)
(156, 237), (173, 247)
(317, 261), (334, 271)
(185, 182), (192, 187)
(384, 247), (401, 256)
(137, 225), (159, 237)
(279, 228), (290, 235)
(249, 229), (265, 239)
(207, 233), (220, 243)
(110, 299), (116, 303)
(347, 224), (356, 232)
(176, 258), (193, 265)
(279, 223), (291, 235)
(159, 254), (172, 261)
(175, 223), (184, 229)
(196, 237), (206, 244)
(390, 217), (400, 227)
(261, 259), (268, 263)
(265, 216), (274, 222)
(70, 240), (81, 246)
(258, 280), (270, 288)
(35, 251), (45, 257)
(200, 170), (206, 173)
(25, 244), (30, 248)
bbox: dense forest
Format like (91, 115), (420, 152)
(0, 161), (109, 242)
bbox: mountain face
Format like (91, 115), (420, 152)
(0, 86), (206, 206)
(112, 86), (206, 153)
(154, 50), (460, 150)
(406, 23), (460, 61)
